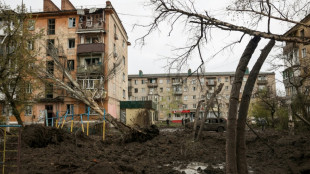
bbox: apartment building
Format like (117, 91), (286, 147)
(0, 0), (129, 124)
(282, 14), (310, 97)
(128, 70), (276, 122)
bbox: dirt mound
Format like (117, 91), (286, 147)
(124, 124), (160, 143)
(22, 125), (68, 148)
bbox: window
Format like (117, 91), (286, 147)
(184, 87), (188, 92)
(26, 83), (32, 93)
(123, 56), (125, 65)
(218, 77), (221, 82)
(27, 41), (34, 50)
(184, 96), (188, 101)
(159, 79), (163, 84)
(68, 18), (76, 28)
(48, 19), (55, 35)
(46, 61), (54, 74)
(68, 38), (75, 48)
(160, 105), (164, 109)
(85, 58), (100, 66)
(166, 87), (170, 91)
(85, 36), (99, 44)
(82, 79), (94, 89)
(67, 60), (74, 71)
(243, 77), (247, 82)
(142, 88), (145, 92)
(134, 80), (138, 85)
(142, 96), (147, 101)
(67, 104), (74, 115)
(123, 73), (125, 81)
(160, 88), (163, 92)
(28, 20), (35, 30)
(122, 40), (125, 47)
(225, 86), (229, 90)
(167, 79), (170, 84)
(168, 96), (170, 101)
(192, 86), (196, 91)
(193, 95), (196, 99)
(47, 39), (55, 56)
(302, 48), (307, 58)
(183, 104), (187, 109)
(142, 80), (145, 84)
(258, 85), (266, 90)
(25, 105), (32, 116)
(192, 79), (196, 84)
(123, 90), (126, 99)
(300, 29), (305, 38)
(225, 77), (228, 82)
(45, 83), (53, 98)
(193, 104), (196, 108)
(135, 88), (138, 93)
(159, 96), (163, 101)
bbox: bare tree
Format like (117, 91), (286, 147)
(137, 0), (310, 173)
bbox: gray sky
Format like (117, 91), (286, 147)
(3, 0), (292, 91)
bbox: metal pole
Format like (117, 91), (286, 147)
(103, 109), (106, 141)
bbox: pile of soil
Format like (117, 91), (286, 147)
(15, 126), (310, 173)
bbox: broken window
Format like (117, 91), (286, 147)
(28, 20), (35, 30)
(85, 58), (100, 66)
(68, 18), (76, 28)
(67, 60), (74, 71)
(134, 88), (138, 93)
(47, 19), (55, 35)
(46, 61), (54, 74)
(68, 38), (75, 48)
(85, 105), (98, 115)
(67, 104), (74, 115)
(45, 83), (53, 98)
(46, 39), (54, 56)
(25, 105), (32, 116)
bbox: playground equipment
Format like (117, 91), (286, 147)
(0, 125), (21, 174)
(45, 107), (107, 140)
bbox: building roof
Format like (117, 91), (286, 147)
(128, 71), (275, 78)
(283, 14), (310, 36)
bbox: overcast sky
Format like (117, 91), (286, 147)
(3, 0), (294, 91)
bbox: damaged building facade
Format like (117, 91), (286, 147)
(0, 0), (129, 124)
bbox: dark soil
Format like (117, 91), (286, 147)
(4, 125), (310, 173)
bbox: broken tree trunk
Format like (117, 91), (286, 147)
(226, 36), (261, 174)
(236, 39), (275, 174)
(196, 83), (224, 141)
(192, 100), (204, 140)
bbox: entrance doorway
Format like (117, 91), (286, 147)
(45, 105), (53, 126)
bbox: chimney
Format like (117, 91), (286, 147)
(61, 0), (75, 11)
(188, 69), (192, 75)
(43, 0), (60, 12)
(139, 70), (143, 77)
(106, 1), (112, 8)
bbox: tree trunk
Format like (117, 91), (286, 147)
(226, 36), (261, 174)
(10, 101), (24, 126)
(196, 83), (223, 141)
(192, 100), (204, 140)
(236, 39), (275, 174)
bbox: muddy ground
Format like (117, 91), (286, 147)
(2, 125), (310, 173)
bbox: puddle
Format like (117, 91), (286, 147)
(168, 161), (254, 174)
(172, 162), (225, 174)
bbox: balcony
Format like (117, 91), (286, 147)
(257, 79), (268, 85)
(77, 20), (105, 33)
(148, 91), (158, 95)
(77, 43), (105, 54)
(77, 65), (103, 74)
(206, 81), (216, 86)
(172, 82), (181, 86)
(128, 91), (133, 96)
(147, 83), (158, 88)
(173, 91), (183, 95)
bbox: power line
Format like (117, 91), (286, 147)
(118, 12), (153, 18)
